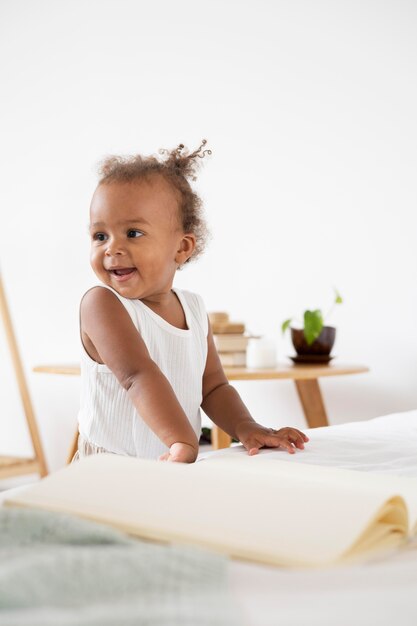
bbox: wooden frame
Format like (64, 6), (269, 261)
(0, 272), (48, 479)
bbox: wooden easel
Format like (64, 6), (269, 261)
(0, 272), (48, 479)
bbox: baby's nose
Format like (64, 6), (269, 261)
(105, 239), (125, 255)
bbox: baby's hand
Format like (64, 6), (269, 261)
(236, 423), (309, 456)
(158, 442), (198, 464)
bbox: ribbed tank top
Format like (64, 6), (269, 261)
(77, 285), (209, 459)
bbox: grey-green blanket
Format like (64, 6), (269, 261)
(0, 508), (237, 626)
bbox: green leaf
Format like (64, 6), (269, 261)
(303, 309), (324, 345)
(281, 318), (292, 334)
(334, 288), (343, 304)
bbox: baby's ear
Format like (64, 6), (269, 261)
(175, 233), (196, 265)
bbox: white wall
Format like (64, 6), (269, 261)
(1, 0), (416, 473)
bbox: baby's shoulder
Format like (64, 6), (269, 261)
(81, 284), (120, 306)
(80, 285), (138, 326)
(175, 288), (206, 311)
(175, 289), (208, 335)
(80, 286), (124, 318)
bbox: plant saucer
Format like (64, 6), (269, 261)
(289, 354), (335, 365)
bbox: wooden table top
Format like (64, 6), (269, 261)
(33, 363), (369, 381)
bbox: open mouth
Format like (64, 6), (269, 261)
(108, 268), (136, 281)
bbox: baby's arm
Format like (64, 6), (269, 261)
(80, 288), (199, 461)
(201, 321), (309, 454)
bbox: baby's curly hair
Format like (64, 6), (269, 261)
(97, 140), (211, 263)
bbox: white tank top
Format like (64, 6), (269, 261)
(77, 285), (209, 459)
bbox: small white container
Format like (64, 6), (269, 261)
(246, 337), (277, 368)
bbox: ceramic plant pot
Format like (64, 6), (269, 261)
(291, 326), (336, 357)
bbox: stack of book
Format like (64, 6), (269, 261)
(209, 311), (248, 367)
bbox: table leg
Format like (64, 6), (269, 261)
(294, 379), (329, 428)
(211, 426), (232, 450)
(67, 430), (79, 464)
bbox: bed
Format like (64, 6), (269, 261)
(1, 409), (417, 626)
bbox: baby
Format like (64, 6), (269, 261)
(76, 141), (309, 463)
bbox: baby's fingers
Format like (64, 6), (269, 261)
(275, 438), (296, 454)
(282, 428), (309, 449)
(260, 435), (296, 454)
(289, 433), (306, 449)
(297, 430), (310, 444)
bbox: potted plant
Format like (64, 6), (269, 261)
(281, 289), (343, 363)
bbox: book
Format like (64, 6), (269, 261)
(211, 322), (246, 334)
(208, 311), (246, 335)
(208, 311), (229, 324)
(5, 454), (417, 568)
(218, 351), (247, 367)
(213, 334), (249, 352)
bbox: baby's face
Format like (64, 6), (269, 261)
(89, 176), (194, 301)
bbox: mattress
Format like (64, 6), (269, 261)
(207, 409), (417, 626)
(2, 409), (417, 626)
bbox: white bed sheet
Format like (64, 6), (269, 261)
(206, 409), (417, 626)
(2, 410), (417, 626)
(201, 409), (417, 476)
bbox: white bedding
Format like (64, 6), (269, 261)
(201, 409), (417, 476)
(2, 410), (417, 626)
(204, 410), (417, 626)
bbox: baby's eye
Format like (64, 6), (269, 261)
(92, 232), (107, 242)
(127, 229), (143, 238)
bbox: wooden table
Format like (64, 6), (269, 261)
(33, 362), (369, 458)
